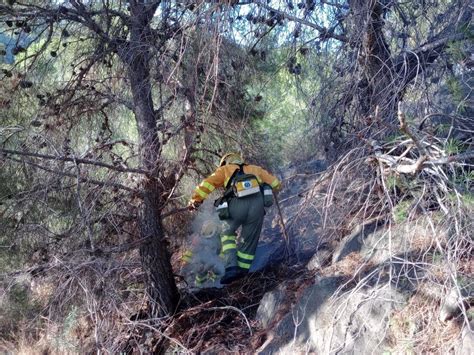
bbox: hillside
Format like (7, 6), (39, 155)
(0, 1), (472, 353)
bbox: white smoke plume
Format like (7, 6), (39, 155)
(181, 199), (225, 288)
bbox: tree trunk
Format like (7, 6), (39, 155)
(350, 1), (471, 137)
(123, 12), (179, 317)
(352, 0), (398, 133)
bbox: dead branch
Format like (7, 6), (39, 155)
(1, 148), (149, 176)
(204, 306), (253, 336)
(250, 0), (347, 42)
(397, 102), (427, 155)
(4, 155), (138, 194)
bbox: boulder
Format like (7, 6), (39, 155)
(253, 159), (325, 271)
(250, 231), (286, 272)
(255, 285), (288, 328)
(332, 214), (449, 266)
(439, 288), (463, 323)
(258, 276), (406, 354)
(331, 221), (380, 264)
(455, 322), (474, 355)
(252, 218), (321, 272)
(439, 286), (474, 323)
(306, 249), (331, 271)
(360, 216), (448, 265)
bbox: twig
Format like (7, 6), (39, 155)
(162, 207), (189, 219)
(274, 193), (291, 262)
(122, 319), (190, 353)
(205, 306), (253, 336)
(250, 0), (347, 42)
(398, 102), (426, 155)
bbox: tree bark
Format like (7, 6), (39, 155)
(128, 58), (179, 318)
(349, 1), (470, 137)
(351, 0), (397, 129)
(121, 2), (179, 317)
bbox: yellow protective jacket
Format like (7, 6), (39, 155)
(191, 164), (280, 203)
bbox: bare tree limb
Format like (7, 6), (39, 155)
(1, 149), (149, 175)
(250, 0), (347, 42)
(4, 155), (139, 194)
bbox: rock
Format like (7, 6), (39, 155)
(332, 215), (449, 266)
(256, 285), (287, 328)
(439, 288), (463, 322)
(455, 322), (474, 355)
(294, 159), (327, 175)
(257, 276), (342, 353)
(258, 276), (406, 354)
(250, 231), (286, 272)
(251, 217), (321, 272)
(306, 249), (331, 271)
(332, 221), (380, 264)
(369, 215), (448, 265)
(255, 170), (323, 271)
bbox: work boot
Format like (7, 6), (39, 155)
(220, 266), (246, 285)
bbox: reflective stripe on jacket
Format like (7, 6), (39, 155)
(191, 164), (280, 203)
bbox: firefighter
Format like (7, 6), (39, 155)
(189, 152), (280, 284)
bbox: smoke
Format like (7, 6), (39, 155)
(190, 199), (221, 235)
(182, 199), (225, 288)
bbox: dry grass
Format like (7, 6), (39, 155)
(320, 251), (375, 280)
(388, 285), (464, 353)
(291, 104), (474, 352)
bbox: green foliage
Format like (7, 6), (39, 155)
(0, 238), (22, 274)
(444, 138), (464, 155)
(247, 46), (330, 166)
(0, 0), (471, 351)
(446, 76), (467, 112)
(393, 199), (412, 223)
(384, 134), (404, 144)
(453, 169), (473, 189)
(459, 192), (474, 208)
(430, 250), (445, 264)
(53, 306), (80, 351)
(435, 123), (451, 135)
(446, 41), (470, 63)
(385, 174), (399, 190)
(385, 173), (420, 195)
(467, 308), (474, 321)
(0, 279), (41, 338)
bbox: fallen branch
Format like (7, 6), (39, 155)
(162, 206), (190, 219)
(428, 151), (474, 165)
(370, 151), (473, 175)
(205, 306), (253, 336)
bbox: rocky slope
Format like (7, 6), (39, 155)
(175, 158), (473, 354)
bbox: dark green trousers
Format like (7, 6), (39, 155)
(220, 193), (265, 272)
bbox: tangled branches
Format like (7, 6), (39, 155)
(309, 102), (473, 351)
(114, 267), (287, 353)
